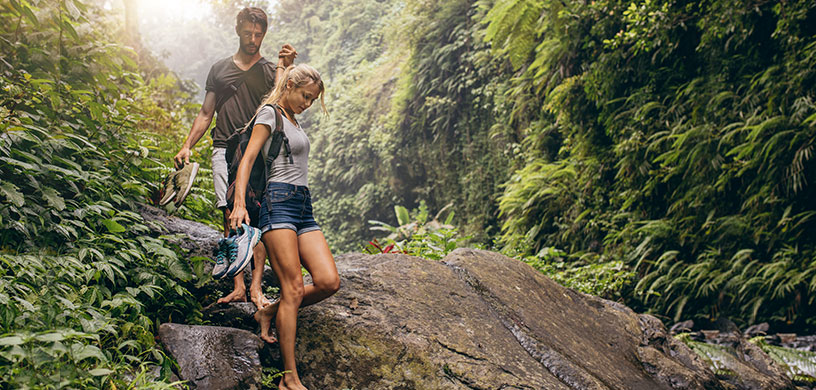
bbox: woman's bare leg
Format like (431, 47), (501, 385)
(298, 230), (340, 302)
(254, 229), (307, 390)
(254, 230), (339, 335)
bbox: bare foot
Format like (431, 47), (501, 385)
(253, 300), (279, 343)
(250, 291), (271, 310)
(278, 375), (308, 390)
(217, 288), (247, 304)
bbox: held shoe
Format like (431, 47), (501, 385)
(225, 223), (261, 278)
(211, 237), (235, 279)
(173, 162), (199, 207)
(158, 169), (179, 206)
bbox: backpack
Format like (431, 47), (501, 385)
(224, 104), (293, 225)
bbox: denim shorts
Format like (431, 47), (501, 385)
(259, 182), (321, 235)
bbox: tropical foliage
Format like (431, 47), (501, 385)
(677, 334), (816, 384)
(0, 1), (206, 387)
(265, 0), (816, 332)
(480, 0), (816, 331)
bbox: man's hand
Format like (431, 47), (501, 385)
(278, 44), (297, 68)
(174, 147), (192, 169)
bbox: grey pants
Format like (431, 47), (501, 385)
(211, 147), (228, 209)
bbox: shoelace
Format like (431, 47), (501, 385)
(214, 239), (227, 265)
(226, 239), (239, 263)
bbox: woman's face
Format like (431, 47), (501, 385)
(284, 81), (321, 114)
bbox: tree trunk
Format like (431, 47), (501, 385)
(122, 0), (141, 52)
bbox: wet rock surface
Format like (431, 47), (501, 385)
(139, 206), (799, 390)
(202, 302), (258, 331)
(158, 323), (265, 390)
(287, 249), (795, 390)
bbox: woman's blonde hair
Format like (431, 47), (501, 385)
(260, 64), (327, 114)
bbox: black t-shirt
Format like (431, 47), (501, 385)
(205, 56), (276, 148)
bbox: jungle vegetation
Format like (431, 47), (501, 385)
(1, 0), (815, 387)
(274, 0), (816, 334)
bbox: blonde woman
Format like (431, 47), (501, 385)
(229, 64), (339, 390)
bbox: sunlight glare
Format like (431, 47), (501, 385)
(137, 0), (213, 24)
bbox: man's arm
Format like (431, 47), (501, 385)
(277, 44), (297, 82)
(174, 91), (216, 168)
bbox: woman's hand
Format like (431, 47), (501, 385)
(228, 203), (250, 231)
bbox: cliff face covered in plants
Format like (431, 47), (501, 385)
(270, 0), (816, 332)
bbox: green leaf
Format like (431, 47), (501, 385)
(0, 156), (36, 171)
(35, 332), (65, 343)
(21, 4), (38, 26)
(60, 17), (79, 41)
(101, 219), (125, 233)
(42, 187), (65, 211)
(395, 205), (410, 226)
(0, 336), (24, 346)
(0, 181), (25, 207)
(167, 257), (192, 281)
(88, 368), (113, 376)
(64, 0), (82, 20)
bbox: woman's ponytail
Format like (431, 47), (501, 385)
(257, 64), (327, 115)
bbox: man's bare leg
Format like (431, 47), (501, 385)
(250, 242), (271, 309)
(217, 207), (248, 303)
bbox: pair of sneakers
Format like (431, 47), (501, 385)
(212, 223), (262, 279)
(159, 162), (200, 207)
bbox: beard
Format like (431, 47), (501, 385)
(240, 43), (258, 55)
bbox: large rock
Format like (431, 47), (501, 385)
(286, 249), (794, 390)
(202, 302), (258, 331)
(138, 204), (279, 302)
(158, 323), (265, 390)
(138, 204), (221, 260)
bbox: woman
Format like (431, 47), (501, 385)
(229, 64), (339, 390)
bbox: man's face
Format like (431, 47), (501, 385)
(237, 22), (265, 56)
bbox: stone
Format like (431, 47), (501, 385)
(671, 320), (695, 334)
(201, 302), (258, 331)
(138, 203), (280, 304)
(158, 323), (265, 390)
(744, 323), (770, 338)
(281, 249), (795, 390)
(138, 203), (221, 260)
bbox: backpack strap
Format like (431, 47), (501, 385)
(266, 104), (295, 165)
(214, 57), (269, 113)
(264, 105), (293, 181)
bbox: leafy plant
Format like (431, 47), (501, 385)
(260, 366), (286, 389)
(366, 201), (467, 260)
(674, 333), (739, 378)
(676, 334), (816, 383)
(750, 337), (816, 383)
(484, 0), (816, 330)
(520, 247), (635, 300)
(0, 0), (203, 387)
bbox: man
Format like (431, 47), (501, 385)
(174, 7), (295, 308)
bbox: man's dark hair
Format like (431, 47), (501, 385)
(236, 7), (267, 32)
